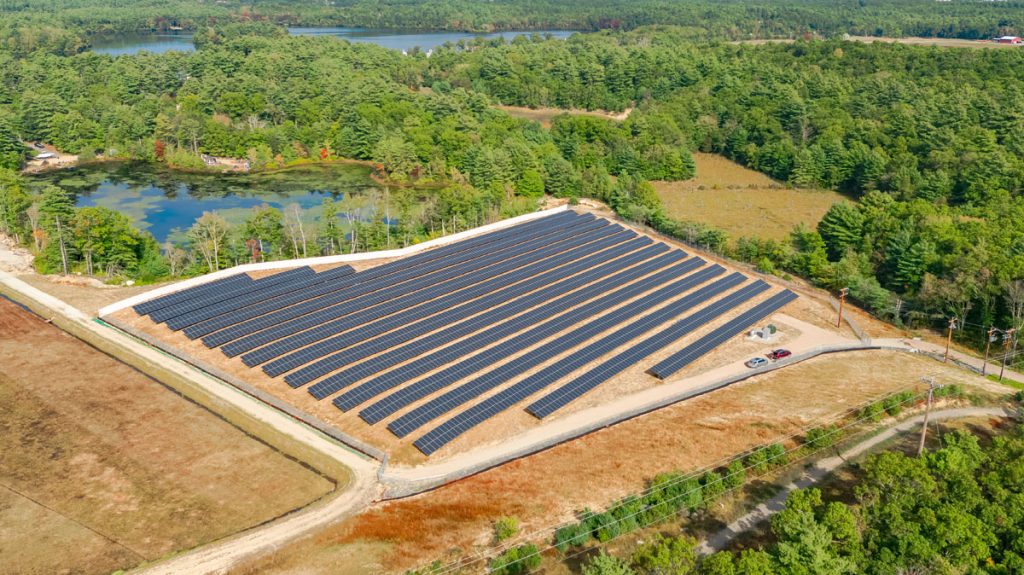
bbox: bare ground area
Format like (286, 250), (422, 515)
(0, 298), (335, 575)
(111, 218), (851, 468)
(734, 36), (1021, 49)
(495, 104), (634, 128)
(229, 349), (993, 574)
(653, 153), (846, 242)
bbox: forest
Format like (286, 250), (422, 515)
(1, 9), (1024, 338)
(565, 425), (1024, 575)
(5, 0), (1024, 56)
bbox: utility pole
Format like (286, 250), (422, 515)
(983, 327), (996, 376)
(836, 287), (849, 328)
(918, 377), (941, 457)
(54, 214), (69, 276)
(999, 329), (1016, 382)
(943, 317), (958, 364)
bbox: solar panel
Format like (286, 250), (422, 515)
(296, 233), (657, 395)
(388, 268), (738, 440)
(278, 227), (640, 383)
(161, 265), (356, 330)
(350, 252), (699, 421)
(526, 282), (778, 418)
(184, 210), (585, 341)
(203, 213), (603, 349)
(226, 218), (616, 360)
(647, 289), (798, 380)
(152, 266), (318, 325)
(134, 272), (253, 316)
(409, 275), (761, 454)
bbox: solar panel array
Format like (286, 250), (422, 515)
(132, 209), (798, 457)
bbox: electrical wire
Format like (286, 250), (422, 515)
(416, 387), (932, 575)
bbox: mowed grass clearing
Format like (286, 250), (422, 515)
(653, 153), (846, 242)
(0, 297), (336, 575)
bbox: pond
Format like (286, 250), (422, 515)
(89, 28), (573, 55)
(28, 162), (396, 244)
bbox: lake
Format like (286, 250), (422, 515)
(28, 163), (393, 244)
(90, 28), (573, 56)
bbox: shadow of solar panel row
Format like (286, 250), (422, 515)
(161, 265), (357, 330)
(648, 289), (798, 380)
(186, 211), (589, 342)
(526, 281), (774, 419)
(281, 228), (641, 385)
(205, 214), (604, 349)
(152, 266), (319, 325)
(230, 219), (614, 361)
(135, 272), (253, 316)
(352, 250), (698, 422)
(299, 233), (653, 395)
(409, 272), (751, 454)
(254, 224), (630, 371)
(388, 265), (733, 440)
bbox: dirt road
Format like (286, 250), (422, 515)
(0, 269), (382, 575)
(698, 406), (1019, 554)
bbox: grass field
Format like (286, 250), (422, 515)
(0, 297), (335, 575)
(737, 37), (1022, 49)
(495, 104), (633, 128)
(229, 349), (991, 575)
(653, 153), (847, 242)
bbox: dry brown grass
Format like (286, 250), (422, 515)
(0, 298), (334, 575)
(734, 37), (1021, 50)
(495, 105), (633, 128)
(653, 153), (846, 242)
(229, 349), (992, 575)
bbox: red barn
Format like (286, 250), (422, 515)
(993, 36), (1022, 44)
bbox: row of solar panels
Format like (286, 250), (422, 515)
(133, 210), (797, 457)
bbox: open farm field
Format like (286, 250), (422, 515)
(0, 297), (335, 575)
(230, 349), (992, 574)
(653, 153), (846, 242)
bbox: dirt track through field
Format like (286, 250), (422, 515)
(699, 406), (1020, 553)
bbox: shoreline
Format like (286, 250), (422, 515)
(21, 155), (436, 189)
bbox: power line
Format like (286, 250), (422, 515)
(418, 387), (931, 575)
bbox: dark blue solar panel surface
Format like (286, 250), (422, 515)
(152, 266), (319, 325)
(409, 274), (757, 454)
(647, 289), (799, 380)
(211, 215), (604, 352)
(351, 252), (700, 422)
(161, 265), (356, 330)
(186, 210), (585, 342)
(389, 268), (738, 440)
(229, 218), (614, 361)
(134, 273), (253, 316)
(281, 228), (640, 385)
(297, 233), (656, 396)
(526, 282), (777, 418)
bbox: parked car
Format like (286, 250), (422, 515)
(32, 142), (45, 150)
(745, 357), (769, 368)
(767, 349), (792, 361)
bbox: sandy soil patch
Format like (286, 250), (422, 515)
(0, 298), (334, 575)
(230, 349), (992, 574)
